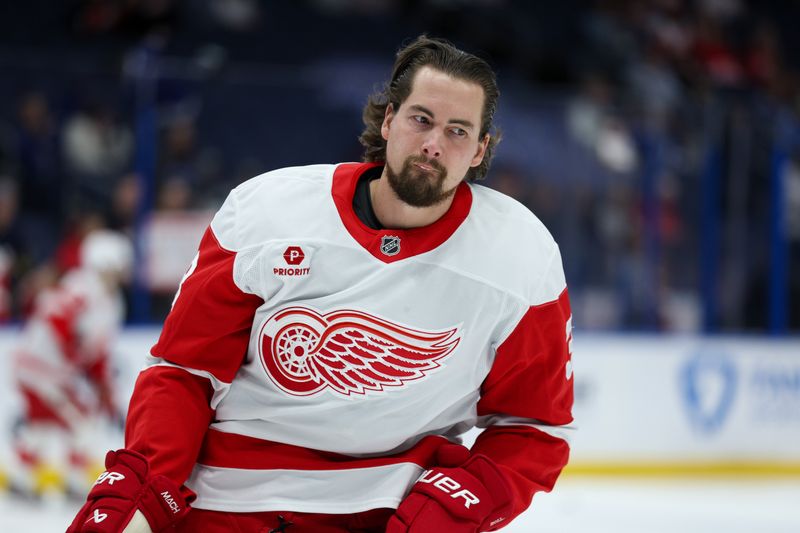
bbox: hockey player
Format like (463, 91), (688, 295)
(68, 35), (574, 532)
(10, 229), (132, 498)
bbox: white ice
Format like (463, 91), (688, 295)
(2, 476), (799, 532)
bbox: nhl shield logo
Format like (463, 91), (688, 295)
(380, 235), (401, 256)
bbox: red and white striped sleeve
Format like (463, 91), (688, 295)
(472, 245), (574, 520)
(125, 189), (264, 486)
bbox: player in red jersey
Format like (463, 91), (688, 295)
(10, 229), (132, 499)
(68, 35), (574, 533)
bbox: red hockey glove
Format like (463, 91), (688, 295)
(66, 449), (192, 533)
(386, 444), (514, 533)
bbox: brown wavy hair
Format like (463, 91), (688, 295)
(359, 35), (501, 182)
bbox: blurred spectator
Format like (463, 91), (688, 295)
(158, 116), (199, 186)
(71, 0), (180, 39)
(640, 0), (694, 60)
(696, 0), (743, 21)
(108, 172), (143, 234)
(689, 12), (745, 88)
(69, 0), (123, 35)
(157, 114), (224, 204)
(487, 165), (532, 204)
(14, 91), (64, 263)
(743, 20), (782, 90)
(625, 40), (685, 128)
(62, 97), (133, 210)
(567, 74), (639, 174)
(567, 74), (615, 150)
(578, 1), (640, 83)
(146, 173), (202, 320)
(54, 211), (108, 274)
(205, 0), (261, 31)
(594, 118), (639, 174)
(0, 178), (24, 321)
(156, 175), (193, 212)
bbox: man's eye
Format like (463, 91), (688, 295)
(450, 128), (467, 137)
(413, 115), (429, 124)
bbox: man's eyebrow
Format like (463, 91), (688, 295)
(409, 104), (475, 130)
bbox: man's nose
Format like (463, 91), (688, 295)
(421, 130), (443, 159)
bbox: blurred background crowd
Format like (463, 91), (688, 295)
(0, 0), (798, 332)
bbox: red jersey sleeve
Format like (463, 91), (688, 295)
(125, 366), (214, 488)
(151, 225), (263, 382)
(473, 286), (574, 521)
(125, 220), (263, 485)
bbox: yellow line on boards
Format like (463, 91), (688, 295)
(562, 462), (800, 477)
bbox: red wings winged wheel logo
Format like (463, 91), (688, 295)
(259, 306), (462, 397)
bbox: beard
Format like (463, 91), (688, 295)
(385, 155), (455, 208)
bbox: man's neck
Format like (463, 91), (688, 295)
(369, 171), (456, 229)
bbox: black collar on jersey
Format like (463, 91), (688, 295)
(352, 165), (384, 230)
(331, 162), (473, 264)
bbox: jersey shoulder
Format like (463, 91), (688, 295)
(469, 183), (560, 262)
(211, 164), (339, 250)
(233, 164), (336, 199)
(449, 184), (564, 304)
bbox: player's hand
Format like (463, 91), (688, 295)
(66, 449), (192, 533)
(386, 444), (513, 533)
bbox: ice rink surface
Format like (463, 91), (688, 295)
(2, 477), (798, 533)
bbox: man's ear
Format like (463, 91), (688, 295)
(381, 103), (395, 142)
(470, 133), (490, 167)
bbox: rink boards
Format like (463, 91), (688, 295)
(567, 333), (800, 476)
(1, 328), (799, 480)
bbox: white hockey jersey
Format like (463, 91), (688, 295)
(132, 162), (573, 517)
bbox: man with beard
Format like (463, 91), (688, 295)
(68, 35), (574, 533)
